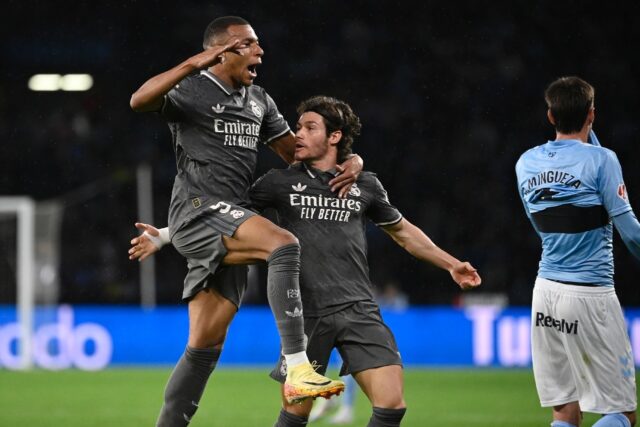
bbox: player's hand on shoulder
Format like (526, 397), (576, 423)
(450, 262), (482, 290)
(330, 154), (364, 198)
(128, 222), (162, 262)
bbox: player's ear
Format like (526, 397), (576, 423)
(547, 109), (556, 126)
(329, 130), (342, 146)
(587, 107), (595, 126)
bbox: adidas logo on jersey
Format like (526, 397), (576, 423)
(285, 307), (303, 318)
(292, 183), (307, 192)
(212, 104), (225, 113)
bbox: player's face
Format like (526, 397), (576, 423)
(295, 112), (335, 162)
(221, 25), (263, 87)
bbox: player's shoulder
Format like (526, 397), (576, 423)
(179, 72), (203, 87)
(517, 143), (544, 162)
(247, 83), (271, 99)
(574, 143), (619, 165)
(168, 72), (201, 97)
(356, 171), (385, 191)
(258, 165), (302, 183)
(253, 168), (281, 189)
(357, 170), (378, 182)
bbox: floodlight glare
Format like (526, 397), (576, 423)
(28, 74), (62, 91)
(60, 74), (93, 91)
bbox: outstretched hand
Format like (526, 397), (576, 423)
(330, 154), (364, 198)
(450, 262), (482, 290)
(129, 223), (161, 262)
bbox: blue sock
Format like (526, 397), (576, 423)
(551, 421), (576, 427)
(592, 413), (631, 427)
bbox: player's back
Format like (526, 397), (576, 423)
(516, 139), (630, 286)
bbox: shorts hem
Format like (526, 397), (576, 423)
(181, 285), (241, 309)
(579, 406), (638, 414)
(540, 396), (579, 407)
(344, 361), (403, 377)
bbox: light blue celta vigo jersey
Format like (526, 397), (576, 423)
(516, 137), (631, 286)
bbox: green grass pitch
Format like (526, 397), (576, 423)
(0, 368), (636, 426)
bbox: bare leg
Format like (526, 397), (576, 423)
(552, 402), (582, 427)
(354, 365), (406, 426)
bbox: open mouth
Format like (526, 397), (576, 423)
(247, 64), (258, 78)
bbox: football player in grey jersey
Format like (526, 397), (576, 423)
(130, 17), (362, 427)
(131, 96), (481, 427)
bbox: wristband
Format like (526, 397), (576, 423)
(144, 227), (170, 249)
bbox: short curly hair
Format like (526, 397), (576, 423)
(296, 96), (362, 163)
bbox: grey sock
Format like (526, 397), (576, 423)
(156, 346), (221, 427)
(367, 407), (407, 427)
(273, 408), (309, 427)
(267, 243), (305, 354)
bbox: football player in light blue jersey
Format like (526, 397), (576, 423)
(516, 76), (639, 427)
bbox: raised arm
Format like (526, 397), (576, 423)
(129, 40), (242, 112)
(268, 132), (297, 164)
(381, 218), (481, 289)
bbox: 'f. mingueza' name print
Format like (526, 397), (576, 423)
(522, 170), (582, 195)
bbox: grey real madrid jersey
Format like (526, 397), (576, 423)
(250, 163), (403, 316)
(161, 70), (290, 235)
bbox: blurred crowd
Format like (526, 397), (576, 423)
(1, 1), (639, 305)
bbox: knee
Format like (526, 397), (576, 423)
(386, 399), (406, 410)
(373, 394), (405, 410)
(627, 411), (636, 426)
(189, 334), (226, 349)
(269, 229), (299, 253)
(188, 324), (228, 348)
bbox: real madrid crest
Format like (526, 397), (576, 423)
(348, 183), (361, 197)
(249, 100), (263, 118)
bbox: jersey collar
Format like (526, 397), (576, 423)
(298, 162), (339, 181)
(547, 139), (583, 147)
(200, 70), (247, 98)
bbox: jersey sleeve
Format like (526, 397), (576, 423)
(598, 149), (632, 218)
(259, 92), (291, 145)
(249, 170), (277, 212)
(366, 176), (403, 226)
(612, 211), (640, 261)
(160, 78), (193, 122)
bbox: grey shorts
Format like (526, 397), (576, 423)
(270, 300), (402, 382)
(172, 203), (256, 305)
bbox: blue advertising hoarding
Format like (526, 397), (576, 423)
(1, 305), (639, 370)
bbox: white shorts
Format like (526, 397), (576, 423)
(531, 278), (637, 413)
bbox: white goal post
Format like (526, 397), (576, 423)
(0, 197), (35, 369)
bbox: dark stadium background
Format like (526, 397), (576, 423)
(2, 0), (639, 307)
